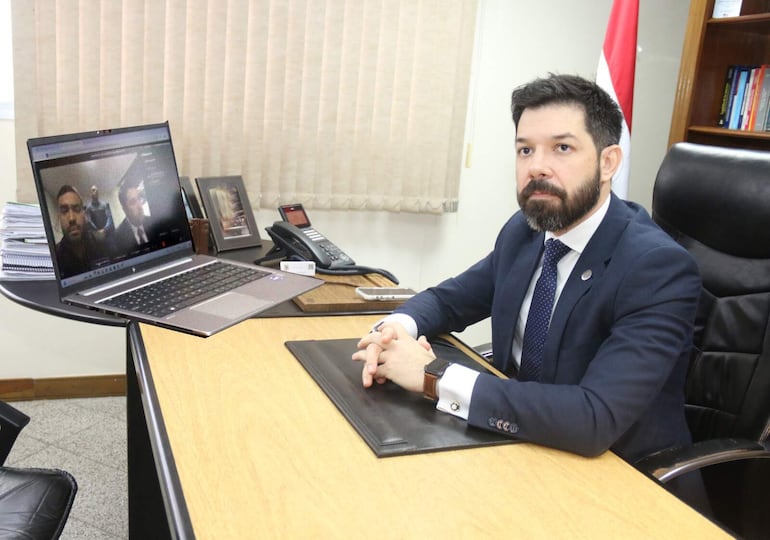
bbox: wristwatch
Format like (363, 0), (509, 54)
(423, 358), (452, 402)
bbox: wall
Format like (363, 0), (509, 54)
(0, 0), (690, 378)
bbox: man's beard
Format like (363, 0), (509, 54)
(517, 168), (601, 232)
(65, 223), (83, 241)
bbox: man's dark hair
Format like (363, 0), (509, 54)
(118, 174), (142, 208)
(510, 73), (623, 151)
(118, 158), (144, 207)
(118, 177), (139, 208)
(56, 184), (81, 201)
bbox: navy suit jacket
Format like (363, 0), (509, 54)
(395, 194), (701, 462)
(114, 217), (160, 255)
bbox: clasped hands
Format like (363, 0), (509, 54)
(352, 322), (435, 392)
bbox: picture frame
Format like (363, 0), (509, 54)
(179, 176), (204, 219)
(195, 175), (262, 251)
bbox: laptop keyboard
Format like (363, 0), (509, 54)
(100, 261), (270, 318)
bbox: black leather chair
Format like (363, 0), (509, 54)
(636, 142), (770, 539)
(0, 401), (77, 539)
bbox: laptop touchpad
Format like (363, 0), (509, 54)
(192, 293), (270, 318)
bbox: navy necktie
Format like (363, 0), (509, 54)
(519, 238), (571, 382)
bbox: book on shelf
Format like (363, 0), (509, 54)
(763, 99), (770, 131)
(0, 201), (54, 280)
(717, 64), (770, 132)
(741, 66), (761, 130)
(746, 66), (763, 130)
(755, 67), (770, 132)
(717, 65), (736, 127)
(728, 66), (750, 130)
(722, 65), (746, 129)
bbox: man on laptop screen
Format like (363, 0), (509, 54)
(54, 184), (112, 277)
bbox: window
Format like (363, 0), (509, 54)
(12, 0), (477, 213)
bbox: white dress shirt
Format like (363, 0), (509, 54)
(131, 223), (148, 244)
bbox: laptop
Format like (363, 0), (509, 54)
(27, 122), (322, 337)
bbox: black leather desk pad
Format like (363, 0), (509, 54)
(285, 337), (517, 457)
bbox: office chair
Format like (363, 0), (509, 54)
(635, 142), (770, 539)
(0, 400), (77, 539)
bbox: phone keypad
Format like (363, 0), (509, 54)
(301, 226), (354, 266)
(321, 242), (354, 264)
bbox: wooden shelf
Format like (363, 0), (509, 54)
(669, 0), (770, 151)
(688, 125), (770, 137)
(707, 13), (770, 25)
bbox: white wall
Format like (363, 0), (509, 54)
(0, 0), (690, 378)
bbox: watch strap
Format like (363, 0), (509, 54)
(423, 358), (451, 401)
(423, 372), (440, 401)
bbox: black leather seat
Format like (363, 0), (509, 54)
(0, 401), (77, 539)
(636, 142), (770, 539)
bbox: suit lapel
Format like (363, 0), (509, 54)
(540, 195), (632, 382)
(495, 234), (544, 374)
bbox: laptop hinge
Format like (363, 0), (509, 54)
(80, 257), (196, 297)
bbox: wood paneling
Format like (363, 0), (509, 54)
(0, 375), (125, 401)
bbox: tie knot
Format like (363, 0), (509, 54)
(543, 238), (570, 266)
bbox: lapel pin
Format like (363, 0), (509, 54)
(581, 269), (592, 281)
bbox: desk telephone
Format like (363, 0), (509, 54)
(265, 203), (399, 283)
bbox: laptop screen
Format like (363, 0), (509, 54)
(28, 122), (194, 290)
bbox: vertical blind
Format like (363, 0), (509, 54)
(12, 0), (477, 214)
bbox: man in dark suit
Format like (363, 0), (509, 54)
(353, 74), (702, 465)
(114, 172), (153, 255)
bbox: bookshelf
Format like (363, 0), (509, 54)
(669, 0), (770, 150)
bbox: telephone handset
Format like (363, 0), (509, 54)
(264, 203), (399, 283)
(267, 220), (356, 269)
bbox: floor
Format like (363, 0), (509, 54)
(6, 396), (128, 539)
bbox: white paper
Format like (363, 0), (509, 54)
(713, 0), (742, 18)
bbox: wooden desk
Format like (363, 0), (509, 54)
(130, 316), (729, 539)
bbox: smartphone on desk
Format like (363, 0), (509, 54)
(355, 287), (417, 301)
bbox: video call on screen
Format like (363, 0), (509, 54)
(37, 135), (192, 284)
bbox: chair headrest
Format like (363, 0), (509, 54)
(653, 143), (770, 259)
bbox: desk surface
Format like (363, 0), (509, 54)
(135, 316), (729, 539)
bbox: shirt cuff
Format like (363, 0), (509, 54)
(372, 313), (418, 338)
(436, 363), (480, 420)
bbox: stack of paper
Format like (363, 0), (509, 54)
(0, 202), (54, 280)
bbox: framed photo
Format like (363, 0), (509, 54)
(179, 176), (204, 219)
(195, 175), (262, 251)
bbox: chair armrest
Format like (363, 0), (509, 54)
(635, 438), (770, 483)
(0, 402), (30, 466)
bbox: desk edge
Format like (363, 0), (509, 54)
(129, 322), (195, 539)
